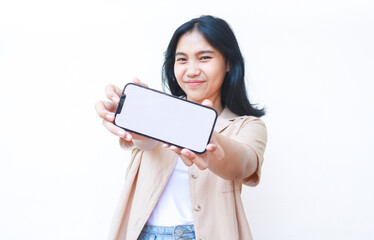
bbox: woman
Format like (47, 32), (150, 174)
(96, 15), (267, 240)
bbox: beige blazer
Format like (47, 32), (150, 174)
(109, 107), (267, 240)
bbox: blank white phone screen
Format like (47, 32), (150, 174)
(114, 83), (217, 153)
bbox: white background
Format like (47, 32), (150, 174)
(1, 0), (373, 239)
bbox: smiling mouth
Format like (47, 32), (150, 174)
(185, 80), (205, 87)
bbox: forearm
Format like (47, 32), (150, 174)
(208, 133), (258, 181)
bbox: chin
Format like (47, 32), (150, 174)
(187, 96), (204, 103)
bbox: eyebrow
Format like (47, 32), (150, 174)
(175, 50), (215, 56)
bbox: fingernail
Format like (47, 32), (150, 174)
(117, 130), (125, 137)
(106, 114), (114, 121)
(112, 95), (119, 103)
(125, 133), (132, 141)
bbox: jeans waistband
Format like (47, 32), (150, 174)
(140, 224), (195, 240)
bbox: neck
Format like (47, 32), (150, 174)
(196, 96), (223, 115)
(212, 98), (223, 115)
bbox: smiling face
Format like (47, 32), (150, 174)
(174, 30), (229, 112)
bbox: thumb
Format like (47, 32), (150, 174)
(132, 77), (149, 88)
(202, 99), (213, 108)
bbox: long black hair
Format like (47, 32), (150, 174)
(162, 15), (265, 117)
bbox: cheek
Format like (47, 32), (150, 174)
(173, 66), (184, 89)
(173, 65), (182, 80)
(207, 66), (226, 83)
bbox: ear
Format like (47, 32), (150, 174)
(226, 62), (231, 72)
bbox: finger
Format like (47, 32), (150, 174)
(102, 101), (118, 113)
(206, 143), (225, 160)
(163, 143), (170, 148)
(206, 143), (217, 152)
(181, 149), (208, 170)
(105, 84), (122, 103)
(169, 145), (182, 155)
(125, 131), (150, 141)
(102, 119), (132, 141)
(132, 77), (149, 88)
(179, 155), (193, 166)
(181, 148), (193, 158)
(95, 101), (116, 121)
(202, 99), (213, 108)
(194, 159), (209, 170)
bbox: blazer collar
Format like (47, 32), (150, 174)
(215, 107), (240, 133)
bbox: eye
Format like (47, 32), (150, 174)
(200, 56), (212, 61)
(176, 57), (187, 62)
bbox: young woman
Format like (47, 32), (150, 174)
(95, 15), (267, 240)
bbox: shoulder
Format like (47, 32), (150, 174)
(217, 108), (267, 154)
(216, 107), (267, 135)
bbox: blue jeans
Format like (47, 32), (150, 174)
(138, 224), (195, 240)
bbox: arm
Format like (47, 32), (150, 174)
(165, 101), (267, 182)
(207, 132), (259, 181)
(167, 131), (259, 181)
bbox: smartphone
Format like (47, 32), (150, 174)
(114, 83), (218, 153)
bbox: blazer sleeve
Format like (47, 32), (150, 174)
(229, 117), (268, 187)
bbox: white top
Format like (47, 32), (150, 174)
(146, 157), (193, 226)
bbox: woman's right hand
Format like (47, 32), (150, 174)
(95, 77), (150, 143)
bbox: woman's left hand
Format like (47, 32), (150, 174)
(163, 99), (225, 170)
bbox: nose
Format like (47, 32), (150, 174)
(186, 61), (200, 77)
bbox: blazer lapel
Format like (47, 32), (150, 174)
(215, 107), (239, 133)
